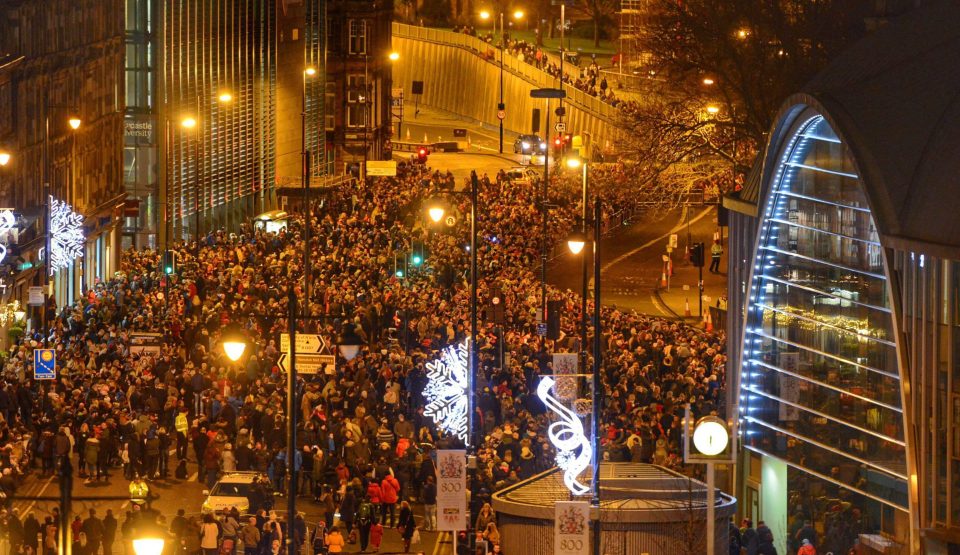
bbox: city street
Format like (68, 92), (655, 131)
(11, 455), (442, 555)
(548, 205), (726, 318)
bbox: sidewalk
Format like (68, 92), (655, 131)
(653, 237), (728, 327)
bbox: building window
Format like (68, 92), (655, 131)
(348, 19), (366, 55)
(346, 74), (367, 129)
(740, 112), (908, 531)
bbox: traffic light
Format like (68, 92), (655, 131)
(691, 242), (705, 267)
(411, 254), (422, 266)
(162, 251), (177, 275)
(394, 253), (407, 278)
(417, 147), (429, 163)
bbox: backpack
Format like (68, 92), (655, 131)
(176, 459), (188, 479)
(357, 502), (373, 523)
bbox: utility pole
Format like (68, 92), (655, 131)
(286, 289), (297, 555)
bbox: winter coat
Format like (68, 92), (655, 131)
(380, 476), (400, 505)
(366, 482), (382, 504)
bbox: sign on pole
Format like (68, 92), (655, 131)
(28, 286), (44, 306)
(280, 333), (336, 374)
(554, 501), (590, 555)
(277, 353), (335, 375)
(33, 349), (56, 380)
(552, 353), (578, 402)
(436, 449), (467, 531)
(555, 121), (566, 133)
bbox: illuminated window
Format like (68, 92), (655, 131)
(348, 19), (366, 55)
(740, 113), (908, 517)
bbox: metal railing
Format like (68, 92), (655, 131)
(392, 23), (620, 127)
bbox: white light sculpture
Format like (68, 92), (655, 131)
(537, 376), (592, 495)
(0, 210), (16, 266)
(423, 338), (469, 443)
(48, 195), (84, 276)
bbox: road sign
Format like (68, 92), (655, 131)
(28, 286), (43, 306)
(497, 109), (505, 120)
(280, 333), (326, 353)
(530, 88), (567, 99)
(669, 233), (678, 249)
(537, 323), (548, 336)
(555, 121), (566, 132)
(33, 349), (56, 380)
(277, 353), (336, 375)
(366, 160), (397, 177)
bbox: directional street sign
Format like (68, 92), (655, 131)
(277, 353), (336, 375)
(280, 333), (326, 353)
(33, 348), (56, 380)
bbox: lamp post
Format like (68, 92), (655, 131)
(481, 8), (523, 154)
(132, 538), (165, 555)
(42, 95), (81, 347)
(566, 190), (603, 555)
(426, 172), (479, 450)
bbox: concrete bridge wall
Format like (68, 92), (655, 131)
(391, 23), (622, 152)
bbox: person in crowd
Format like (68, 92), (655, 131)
(397, 501), (416, 554)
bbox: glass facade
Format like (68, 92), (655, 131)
(163, 0), (276, 239)
(740, 114), (909, 538)
(124, 0), (158, 248)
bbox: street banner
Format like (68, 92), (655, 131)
(436, 449), (467, 531)
(554, 501), (590, 555)
(552, 352), (578, 402)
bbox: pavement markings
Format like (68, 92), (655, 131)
(650, 294), (672, 317)
(18, 474), (56, 516)
(431, 531), (448, 555)
(600, 206), (713, 275)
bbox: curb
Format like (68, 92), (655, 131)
(652, 288), (684, 321)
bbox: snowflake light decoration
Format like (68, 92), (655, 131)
(537, 376), (592, 495)
(48, 195), (84, 275)
(423, 338), (469, 443)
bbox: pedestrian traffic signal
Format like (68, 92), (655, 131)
(691, 242), (705, 267)
(162, 251), (177, 275)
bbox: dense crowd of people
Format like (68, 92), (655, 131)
(451, 26), (644, 113)
(0, 160), (732, 554)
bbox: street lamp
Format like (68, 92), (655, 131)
(565, 191), (603, 555)
(132, 538), (165, 555)
(485, 8), (525, 153)
(218, 91), (233, 103)
(425, 172), (480, 451)
(702, 77), (715, 86)
(180, 117), (197, 129)
(388, 51), (400, 61)
(221, 324), (247, 362)
(68, 117), (81, 130)
(304, 66), (317, 76)
(0, 152), (10, 166)
(706, 104), (721, 115)
(13, 309), (25, 323)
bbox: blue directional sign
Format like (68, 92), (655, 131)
(33, 349), (56, 380)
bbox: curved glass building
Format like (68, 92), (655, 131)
(725, 4), (960, 553)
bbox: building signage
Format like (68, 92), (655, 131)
(28, 286), (44, 306)
(124, 119), (154, 143)
(554, 501), (590, 555)
(436, 450), (467, 531)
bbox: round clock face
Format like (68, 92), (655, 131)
(693, 419), (729, 456)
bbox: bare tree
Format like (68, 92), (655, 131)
(573, 0), (620, 47)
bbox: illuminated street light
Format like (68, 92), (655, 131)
(304, 66), (317, 76)
(703, 77), (715, 86)
(736, 28), (749, 39)
(513, 9), (524, 19)
(427, 205), (446, 223)
(388, 51), (400, 61)
(706, 105), (721, 115)
(132, 538), (165, 555)
(479, 10), (491, 20)
(68, 117), (81, 130)
(0, 152), (9, 166)
(566, 230), (586, 255)
(181, 117), (197, 129)
(565, 157), (583, 170)
(218, 91), (233, 103)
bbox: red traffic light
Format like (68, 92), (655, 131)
(419, 148), (427, 155)
(554, 137), (561, 146)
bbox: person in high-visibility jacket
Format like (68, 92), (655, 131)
(175, 407), (190, 460)
(709, 240), (723, 273)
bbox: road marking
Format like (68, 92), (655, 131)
(189, 472), (198, 482)
(19, 474), (56, 516)
(602, 207), (713, 273)
(431, 531), (446, 555)
(650, 294), (672, 317)
(120, 501), (129, 509)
